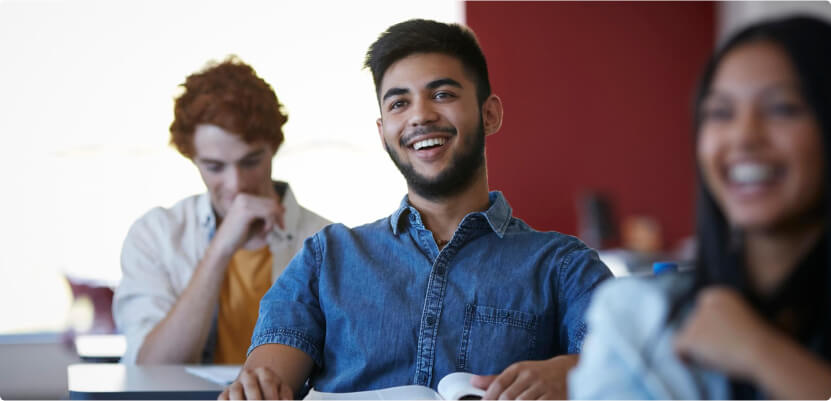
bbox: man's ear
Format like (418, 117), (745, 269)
(482, 94), (504, 137)
(376, 118), (385, 150)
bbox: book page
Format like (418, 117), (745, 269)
(437, 372), (485, 400)
(305, 385), (443, 400)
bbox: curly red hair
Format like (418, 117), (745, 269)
(170, 56), (288, 158)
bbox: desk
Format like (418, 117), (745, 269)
(68, 363), (237, 400)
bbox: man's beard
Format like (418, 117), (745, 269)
(384, 120), (486, 201)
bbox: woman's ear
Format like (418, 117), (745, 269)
(482, 94), (504, 136)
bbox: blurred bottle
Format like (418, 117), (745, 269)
(577, 191), (617, 249)
(652, 261), (678, 275)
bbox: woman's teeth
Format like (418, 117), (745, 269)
(729, 163), (777, 185)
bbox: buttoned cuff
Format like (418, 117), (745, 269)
(247, 328), (323, 368)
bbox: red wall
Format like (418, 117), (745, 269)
(467, 1), (715, 250)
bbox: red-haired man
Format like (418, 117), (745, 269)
(113, 57), (330, 364)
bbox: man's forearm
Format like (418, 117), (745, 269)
(137, 245), (233, 363)
(219, 344), (315, 400)
(244, 344), (315, 394)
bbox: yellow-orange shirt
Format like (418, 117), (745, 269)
(213, 246), (272, 364)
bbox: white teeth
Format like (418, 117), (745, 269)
(413, 137), (447, 150)
(729, 163), (776, 184)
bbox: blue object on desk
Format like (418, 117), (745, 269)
(652, 261), (679, 275)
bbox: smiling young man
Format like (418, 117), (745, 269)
(221, 20), (611, 400)
(113, 57), (331, 365)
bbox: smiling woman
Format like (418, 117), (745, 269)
(697, 41), (824, 240)
(0, 1), (462, 336)
(570, 15), (831, 400)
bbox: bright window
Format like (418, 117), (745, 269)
(0, 0), (463, 334)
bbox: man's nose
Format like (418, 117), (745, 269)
(224, 166), (244, 193)
(407, 97), (439, 127)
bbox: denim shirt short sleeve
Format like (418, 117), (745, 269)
(554, 243), (609, 354)
(249, 234), (326, 367)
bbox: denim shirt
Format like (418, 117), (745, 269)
(250, 191), (611, 392)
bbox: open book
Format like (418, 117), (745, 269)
(305, 372), (485, 400)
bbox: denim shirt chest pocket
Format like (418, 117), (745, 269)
(456, 304), (539, 373)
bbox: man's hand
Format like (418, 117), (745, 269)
(471, 355), (578, 400)
(674, 286), (776, 380)
(218, 366), (294, 400)
(219, 345), (313, 401)
(213, 193), (285, 255)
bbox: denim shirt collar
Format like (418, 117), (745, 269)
(389, 191), (512, 238)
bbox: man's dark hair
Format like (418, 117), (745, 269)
(364, 19), (492, 106)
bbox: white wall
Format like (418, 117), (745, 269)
(719, 1), (831, 42)
(0, 0), (463, 333)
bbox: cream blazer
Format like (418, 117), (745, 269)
(113, 182), (331, 363)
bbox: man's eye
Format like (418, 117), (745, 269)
(240, 159), (260, 168)
(434, 91), (454, 100)
(206, 164), (223, 173)
(390, 100), (407, 110)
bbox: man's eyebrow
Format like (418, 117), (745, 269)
(382, 87), (409, 102)
(196, 149), (266, 165)
(196, 157), (223, 165)
(240, 149), (266, 160)
(427, 78), (462, 90)
(381, 78), (463, 102)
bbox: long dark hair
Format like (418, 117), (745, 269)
(657, 16), (831, 397)
(691, 15), (831, 299)
(631, 17), (831, 399)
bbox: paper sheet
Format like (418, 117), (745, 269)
(185, 365), (241, 385)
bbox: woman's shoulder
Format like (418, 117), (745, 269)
(571, 272), (729, 400)
(596, 272), (695, 300)
(588, 273), (695, 343)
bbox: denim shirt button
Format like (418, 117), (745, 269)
(425, 316), (436, 326)
(435, 265), (445, 275)
(419, 373), (428, 383)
